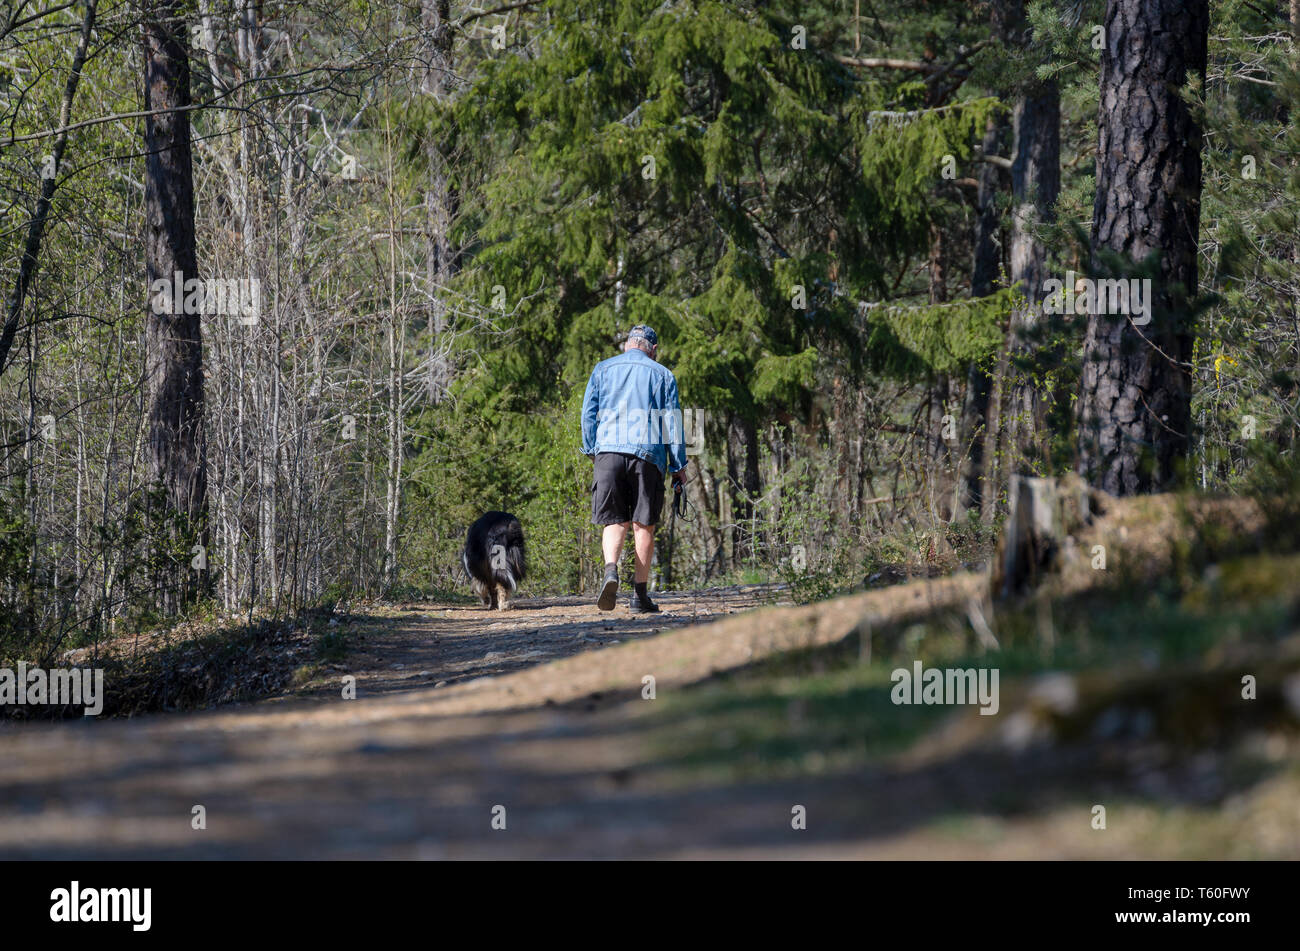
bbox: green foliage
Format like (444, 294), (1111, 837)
(405, 386), (596, 594)
(1243, 444), (1300, 555)
(397, 1), (1018, 598)
(1193, 6), (1300, 489)
(444, 0), (1002, 423)
(859, 285), (1020, 377)
(850, 97), (1006, 232)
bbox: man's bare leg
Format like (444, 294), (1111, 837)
(602, 522), (629, 566)
(629, 522), (659, 611)
(631, 522), (654, 583)
(598, 522), (629, 611)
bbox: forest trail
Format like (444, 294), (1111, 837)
(3, 572), (1295, 859)
(301, 585), (796, 705)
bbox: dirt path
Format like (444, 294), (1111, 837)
(305, 585), (788, 702)
(2, 573), (1295, 859)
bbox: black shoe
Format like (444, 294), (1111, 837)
(597, 565), (619, 611)
(628, 591), (660, 614)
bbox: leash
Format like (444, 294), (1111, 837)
(662, 479), (693, 590)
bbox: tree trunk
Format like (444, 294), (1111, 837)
(1003, 0), (1060, 477)
(1077, 0), (1207, 495)
(0, 0), (97, 379)
(744, 418), (761, 555)
(421, 0), (459, 403)
(927, 222), (956, 520)
(142, 4), (207, 608)
(382, 109), (406, 591)
(959, 110), (1010, 513)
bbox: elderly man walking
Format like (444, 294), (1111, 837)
(580, 324), (688, 612)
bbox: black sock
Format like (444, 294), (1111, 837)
(634, 581), (648, 599)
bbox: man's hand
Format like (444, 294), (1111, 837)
(671, 468), (686, 490)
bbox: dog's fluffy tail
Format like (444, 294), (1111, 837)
(488, 517), (526, 592)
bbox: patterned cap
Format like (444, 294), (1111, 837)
(627, 324), (658, 347)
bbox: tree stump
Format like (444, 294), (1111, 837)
(993, 474), (1099, 598)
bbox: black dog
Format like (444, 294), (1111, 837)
(462, 511), (526, 610)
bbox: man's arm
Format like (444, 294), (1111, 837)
(665, 374), (687, 482)
(580, 368), (599, 456)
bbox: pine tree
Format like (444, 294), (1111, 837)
(1077, 0), (1209, 495)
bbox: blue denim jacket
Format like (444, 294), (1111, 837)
(580, 348), (687, 475)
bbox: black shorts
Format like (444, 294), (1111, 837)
(591, 452), (665, 526)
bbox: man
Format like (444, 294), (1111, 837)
(581, 324), (688, 613)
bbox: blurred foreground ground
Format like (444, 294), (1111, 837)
(1, 566), (1298, 859)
